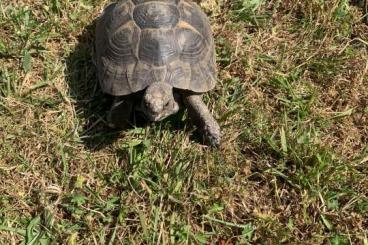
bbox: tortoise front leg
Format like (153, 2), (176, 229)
(107, 96), (133, 129)
(183, 94), (221, 147)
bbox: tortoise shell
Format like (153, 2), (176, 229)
(95, 0), (217, 96)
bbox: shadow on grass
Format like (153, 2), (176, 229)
(65, 20), (189, 151)
(65, 20), (122, 151)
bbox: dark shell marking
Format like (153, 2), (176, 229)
(166, 66), (189, 88)
(133, 3), (179, 29)
(139, 29), (179, 66)
(176, 28), (207, 63)
(108, 1), (133, 31)
(100, 58), (134, 95)
(106, 26), (136, 64)
(131, 62), (153, 90)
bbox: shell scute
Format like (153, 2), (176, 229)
(139, 29), (179, 66)
(176, 28), (208, 63)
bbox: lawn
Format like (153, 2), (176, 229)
(0, 0), (367, 244)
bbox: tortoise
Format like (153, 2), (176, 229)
(95, 0), (221, 146)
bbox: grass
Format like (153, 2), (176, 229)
(0, 0), (367, 243)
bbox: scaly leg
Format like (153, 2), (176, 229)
(183, 94), (221, 147)
(107, 97), (133, 129)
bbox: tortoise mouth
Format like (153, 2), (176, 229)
(135, 101), (163, 122)
(140, 110), (168, 122)
(136, 98), (179, 122)
(144, 106), (173, 122)
(148, 113), (164, 122)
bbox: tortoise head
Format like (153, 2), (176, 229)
(140, 83), (179, 121)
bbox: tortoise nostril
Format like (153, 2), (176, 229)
(146, 100), (163, 114)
